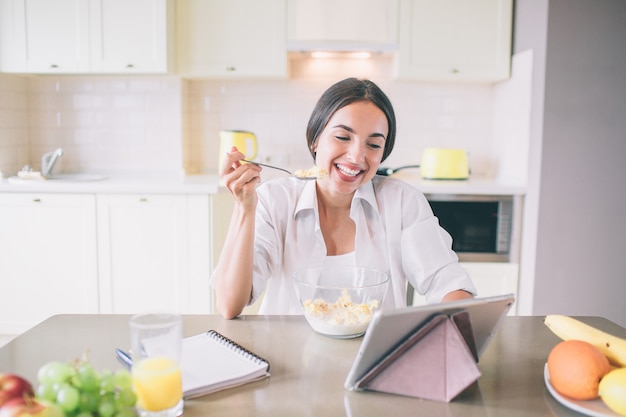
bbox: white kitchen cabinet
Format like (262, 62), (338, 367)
(23, 0), (91, 73)
(0, 0), (174, 74)
(286, 0), (398, 51)
(89, 0), (175, 73)
(96, 193), (232, 315)
(0, 0), (27, 72)
(411, 262), (519, 314)
(0, 193), (99, 334)
(96, 194), (191, 314)
(176, 0), (287, 78)
(395, 0), (513, 82)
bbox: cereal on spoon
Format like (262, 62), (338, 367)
(293, 165), (328, 179)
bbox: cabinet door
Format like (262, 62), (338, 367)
(97, 194), (190, 314)
(287, 0), (398, 50)
(90, 0), (174, 73)
(0, 0), (27, 72)
(176, 0), (287, 78)
(24, 0), (90, 73)
(0, 193), (98, 334)
(395, 0), (512, 82)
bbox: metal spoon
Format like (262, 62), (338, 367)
(241, 160), (320, 180)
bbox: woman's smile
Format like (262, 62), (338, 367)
(335, 162), (365, 180)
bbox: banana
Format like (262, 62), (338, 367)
(544, 314), (626, 367)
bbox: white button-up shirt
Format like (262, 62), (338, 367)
(239, 175), (476, 314)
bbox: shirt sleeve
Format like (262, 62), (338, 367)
(398, 189), (477, 303)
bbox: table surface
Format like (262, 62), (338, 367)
(1, 314), (624, 417)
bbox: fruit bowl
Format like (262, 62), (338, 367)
(293, 266), (389, 339)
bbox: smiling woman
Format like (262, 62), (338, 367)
(211, 77), (476, 319)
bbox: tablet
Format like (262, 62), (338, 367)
(344, 293), (515, 390)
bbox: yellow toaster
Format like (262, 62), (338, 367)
(420, 148), (469, 180)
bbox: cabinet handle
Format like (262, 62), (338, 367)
(50, 64), (58, 69)
(33, 198), (42, 203)
(226, 66), (236, 72)
(126, 64), (134, 68)
(139, 197), (148, 202)
(451, 68), (459, 74)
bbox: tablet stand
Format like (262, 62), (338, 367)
(355, 311), (481, 402)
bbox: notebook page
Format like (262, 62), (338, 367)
(181, 332), (269, 397)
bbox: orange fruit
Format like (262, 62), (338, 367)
(547, 340), (611, 400)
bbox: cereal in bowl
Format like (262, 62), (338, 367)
(303, 290), (380, 338)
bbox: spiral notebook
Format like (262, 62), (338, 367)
(181, 330), (270, 398)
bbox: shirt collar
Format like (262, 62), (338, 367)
(293, 179), (380, 217)
(294, 180), (317, 216)
(354, 179), (379, 213)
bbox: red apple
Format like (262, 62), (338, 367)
(0, 397), (63, 417)
(0, 374), (34, 407)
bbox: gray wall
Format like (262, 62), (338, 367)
(515, 0), (626, 327)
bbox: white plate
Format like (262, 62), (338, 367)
(544, 364), (619, 417)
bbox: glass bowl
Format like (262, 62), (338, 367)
(293, 266), (389, 339)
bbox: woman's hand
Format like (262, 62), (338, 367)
(442, 290), (474, 302)
(220, 146), (262, 210)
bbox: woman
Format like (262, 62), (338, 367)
(213, 78), (476, 319)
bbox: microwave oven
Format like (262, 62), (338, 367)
(426, 194), (522, 263)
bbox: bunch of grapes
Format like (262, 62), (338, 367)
(35, 355), (137, 417)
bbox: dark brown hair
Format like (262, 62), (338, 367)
(306, 78), (396, 162)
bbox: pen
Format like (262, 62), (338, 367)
(115, 348), (133, 370)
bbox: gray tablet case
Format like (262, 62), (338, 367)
(344, 294), (515, 402)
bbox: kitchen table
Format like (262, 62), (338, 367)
(1, 314), (624, 417)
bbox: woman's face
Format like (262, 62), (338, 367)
(313, 101), (387, 196)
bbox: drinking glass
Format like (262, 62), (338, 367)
(129, 313), (183, 417)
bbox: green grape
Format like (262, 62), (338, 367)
(114, 407), (137, 417)
(37, 356), (138, 417)
(79, 391), (101, 413)
(38, 361), (75, 385)
(70, 373), (83, 389)
(113, 369), (132, 391)
(36, 383), (57, 402)
(77, 364), (100, 392)
(56, 384), (81, 412)
(114, 388), (137, 408)
(51, 382), (64, 395)
(98, 399), (116, 417)
(100, 371), (116, 393)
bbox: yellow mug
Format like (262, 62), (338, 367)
(218, 130), (258, 171)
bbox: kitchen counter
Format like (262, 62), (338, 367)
(0, 172), (526, 196)
(0, 173), (227, 194)
(391, 172), (527, 196)
(1, 314), (623, 417)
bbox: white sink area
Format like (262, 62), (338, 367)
(46, 173), (108, 182)
(7, 173), (108, 184)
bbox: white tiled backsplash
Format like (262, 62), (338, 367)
(0, 56), (518, 179)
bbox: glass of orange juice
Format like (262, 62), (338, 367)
(129, 313), (183, 417)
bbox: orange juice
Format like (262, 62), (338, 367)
(132, 356), (183, 411)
